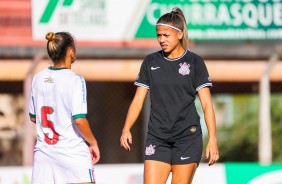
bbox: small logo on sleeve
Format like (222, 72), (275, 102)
(179, 62), (190, 75)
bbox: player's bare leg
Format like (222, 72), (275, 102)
(144, 160), (171, 184)
(171, 163), (197, 184)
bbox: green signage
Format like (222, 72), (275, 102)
(225, 163), (282, 184)
(136, 0), (282, 41)
(40, 0), (73, 23)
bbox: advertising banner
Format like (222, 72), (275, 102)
(31, 0), (150, 40)
(32, 0), (282, 41)
(0, 163), (282, 184)
(225, 163), (282, 184)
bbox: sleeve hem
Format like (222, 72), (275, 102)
(134, 82), (150, 89)
(196, 83), (212, 91)
(29, 113), (36, 118)
(72, 114), (87, 120)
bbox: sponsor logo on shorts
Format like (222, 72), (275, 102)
(190, 126), (197, 133)
(179, 62), (190, 75)
(145, 144), (156, 156)
(180, 156), (190, 160)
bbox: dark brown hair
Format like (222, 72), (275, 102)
(45, 32), (76, 63)
(157, 7), (188, 49)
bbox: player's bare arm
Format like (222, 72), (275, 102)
(74, 118), (100, 164)
(30, 117), (36, 123)
(120, 87), (148, 151)
(198, 87), (219, 166)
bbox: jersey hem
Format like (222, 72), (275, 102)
(34, 149), (93, 169)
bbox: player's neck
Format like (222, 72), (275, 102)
(53, 60), (71, 69)
(164, 46), (185, 59)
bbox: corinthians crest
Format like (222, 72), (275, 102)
(145, 144), (156, 156)
(179, 62), (190, 75)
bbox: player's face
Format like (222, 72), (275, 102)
(156, 25), (183, 53)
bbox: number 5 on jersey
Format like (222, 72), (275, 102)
(41, 106), (59, 144)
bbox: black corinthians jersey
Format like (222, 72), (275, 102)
(135, 50), (212, 141)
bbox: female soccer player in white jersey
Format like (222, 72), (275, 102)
(120, 7), (219, 184)
(29, 32), (100, 184)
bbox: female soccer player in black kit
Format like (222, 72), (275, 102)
(120, 7), (219, 184)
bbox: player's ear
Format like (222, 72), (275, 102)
(69, 48), (76, 63)
(178, 31), (183, 40)
(69, 48), (74, 57)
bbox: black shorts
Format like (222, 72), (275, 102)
(144, 133), (203, 165)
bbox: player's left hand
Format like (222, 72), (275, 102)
(89, 143), (100, 164)
(205, 138), (219, 166)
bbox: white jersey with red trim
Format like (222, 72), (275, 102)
(29, 66), (92, 169)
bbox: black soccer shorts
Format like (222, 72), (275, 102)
(144, 133), (203, 165)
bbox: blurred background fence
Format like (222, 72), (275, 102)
(1, 63), (282, 165)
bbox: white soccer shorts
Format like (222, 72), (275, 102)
(32, 151), (95, 184)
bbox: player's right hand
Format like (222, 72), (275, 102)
(120, 130), (132, 151)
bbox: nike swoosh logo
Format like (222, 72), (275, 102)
(151, 67), (160, 70)
(180, 157), (190, 160)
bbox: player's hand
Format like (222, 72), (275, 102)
(205, 138), (219, 166)
(89, 143), (100, 164)
(120, 130), (132, 151)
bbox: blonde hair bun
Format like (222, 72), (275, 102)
(172, 7), (180, 12)
(46, 32), (55, 41)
